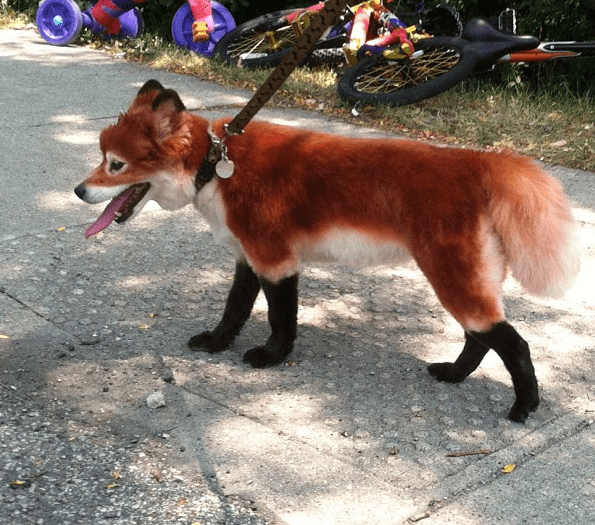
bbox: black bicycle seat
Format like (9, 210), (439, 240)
(463, 18), (539, 67)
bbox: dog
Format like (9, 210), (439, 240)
(75, 80), (580, 422)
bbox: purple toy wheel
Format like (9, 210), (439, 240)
(171, 1), (236, 57)
(36, 0), (83, 46)
(117, 8), (144, 39)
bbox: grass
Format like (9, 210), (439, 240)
(3, 8), (595, 171)
(0, 5), (30, 28)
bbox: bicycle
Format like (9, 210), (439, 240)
(338, 8), (595, 106)
(212, 0), (463, 69)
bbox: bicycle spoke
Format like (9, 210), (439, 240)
(228, 27), (295, 60)
(354, 47), (462, 94)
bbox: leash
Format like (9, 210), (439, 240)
(195, 0), (352, 190)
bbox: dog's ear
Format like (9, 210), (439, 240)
(137, 79), (165, 97)
(151, 89), (186, 141)
(152, 89), (186, 112)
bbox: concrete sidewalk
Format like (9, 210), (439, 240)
(1, 27), (594, 525)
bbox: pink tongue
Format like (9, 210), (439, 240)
(85, 187), (136, 239)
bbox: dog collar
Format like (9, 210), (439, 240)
(194, 125), (235, 192)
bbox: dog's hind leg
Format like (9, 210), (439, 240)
(428, 332), (490, 383)
(188, 260), (261, 353)
(429, 322), (539, 423)
(472, 322), (539, 423)
(243, 274), (299, 368)
(414, 226), (539, 422)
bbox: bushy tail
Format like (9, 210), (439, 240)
(483, 151), (580, 298)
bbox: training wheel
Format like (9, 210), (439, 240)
(36, 0), (83, 46)
(171, 1), (235, 57)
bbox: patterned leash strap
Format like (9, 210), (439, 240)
(196, 0), (351, 189)
(225, 0), (351, 136)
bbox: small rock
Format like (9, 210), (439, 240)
(146, 391), (166, 409)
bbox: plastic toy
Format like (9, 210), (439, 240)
(171, 1), (235, 56)
(188, 0), (213, 41)
(36, 0), (145, 46)
(36, 0), (235, 58)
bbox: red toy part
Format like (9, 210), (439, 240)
(187, 0), (214, 29)
(367, 27), (414, 55)
(90, 0), (146, 35)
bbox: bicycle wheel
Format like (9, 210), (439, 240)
(213, 9), (297, 68)
(338, 36), (476, 106)
(213, 9), (348, 68)
(36, 0), (83, 46)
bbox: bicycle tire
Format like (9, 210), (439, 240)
(213, 9), (348, 68)
(423, 4), (463, 37)
(337, 36), (476, 106)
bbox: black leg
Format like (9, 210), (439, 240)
(243, 274), (298, 368)
(428, 322), (539, 423)
(470, 322), (539, 423)
(428, 332), (490, 383)
(188, 260), (261, 353)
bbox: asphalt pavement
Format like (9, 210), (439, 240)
(1, 27), (595, 525)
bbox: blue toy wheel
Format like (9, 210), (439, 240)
(117, 8), (144, 39)
(171, 1), (236, 57)
(36, 0), (83, 46)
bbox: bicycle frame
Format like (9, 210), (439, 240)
(499, 41), (595, 63)
(277, 0), (429, 67)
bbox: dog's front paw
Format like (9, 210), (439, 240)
(188, 331), (231, 354)
(508, 396), (540, 423)
(427, 362), (466, 383)
(243, 343), (293, 368)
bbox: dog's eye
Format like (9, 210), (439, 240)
(109, 160), (125, 172)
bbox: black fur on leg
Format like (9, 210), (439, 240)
(429, 323), (539, 423)
(428, 332), (490, 383)
(243, 274), (299, 368)
(188, 260), (261, 353)
(470, 322), (539, 423)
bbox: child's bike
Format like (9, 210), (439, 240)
(36, 0), (235, 57)
(338, 8), (595, 106)
(213, 0), (462, 69)
(36, 0), (145, 45)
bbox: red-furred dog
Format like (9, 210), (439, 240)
(75, 80), (580, 422)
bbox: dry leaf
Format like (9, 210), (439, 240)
(501, 464), (516, 474)
(9, 480), (27, 487)
(106, 483), (120, 489)
(550, 140), (567, 147)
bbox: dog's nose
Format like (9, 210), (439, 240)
(74, 184), (87, 201)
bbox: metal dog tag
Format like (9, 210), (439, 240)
(216, 159), (234, 179)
